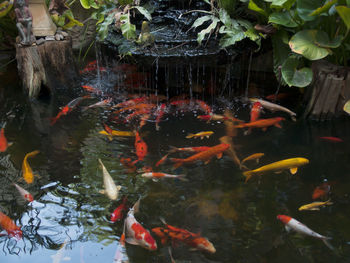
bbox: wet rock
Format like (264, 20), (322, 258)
(45, 35), (55, 41)
(36, 38), (46, 45)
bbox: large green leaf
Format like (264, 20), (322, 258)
(132, 6), (152, 21)
(309, 0), (337, 16)
(265, 0), (288, 7)
(248, 0), (268, 17)
(192, 15), (214, 29)
(80, 0), (91, 9)
(220, 30), (246, 48)
(271, 30), (290, 84)
(336, 5), (350, 29)
(281, 56), (313, 87)
(269, 11), (298, 27)
(289, 30), (336, 60)
(97, 13), (115, 40)
(120, 14), (136, 40)
(197, 17), (219, 45)
(296, 0), (322, 21)
(0, 0), (13, 18)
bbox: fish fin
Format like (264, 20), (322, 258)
(34, 173), (41, 178)
(125, 237), (139, 245)
(322, 238), (334, 250)
(243, 171), (254, 183)
(262, 127), (267, 132)
(275, 123), (282, 128)
(291, 116), (297, 122)
(168, 146), (178, 153)
(216, 153), (223, 159)
(206, 135), (210, 138)
(177, 174), (188, 182)
(170, 158), (183, 169)
(326, 200), (333, 206)
(168, 247), (176, 263)
(285, 225), (292, 232)
(7, 142), (13, 147)
(132, 197), (141, 214)
(290, 167), (298, 175)
(156, 124), (160, 131)
(204, 159), (211, 165)
(159, 217), (167, 225)
(310, 208), (320, 211)
(274, 171), (283, 174)
(185, 134), (194, 139)
(107, 135), (113, 141)
(116, 185), (122, 191)
(152, 178), (159, 182)
(244, 129), (251, 136)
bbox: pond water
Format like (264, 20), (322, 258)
(1, 59), (350, 263)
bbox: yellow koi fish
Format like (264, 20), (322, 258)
(186, 131), (214, 139)
(241, 153), (265, 165)
(298, 200), (333, 211)
(22, 150), (40, 184)
(99, 130), (135, 141)
(243, 157), (309, 182)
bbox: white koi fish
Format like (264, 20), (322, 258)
(250, 98), (297, 121)
(141, 172), (187, 182)
(98, 159), (121, 200)
(121, 198), (157, 251)
(277, 215), (333, 250)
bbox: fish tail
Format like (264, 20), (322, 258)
(168, 146), (178, 153)
(322, 237), (334, 250)
(243, 170), (254, 183)
(325, 199), (334, 206)
(159, 217), (167, 225)
(170, 158), (183, 168)
(177, 174), (188, 182)
(185, 134), (194, 139)
(26, 150), (40, 158)
(244, 128), (252, 136)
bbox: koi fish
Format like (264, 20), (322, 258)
(152, 218), (216, 253)
(319, 136), (343, 143)
(277, 215), (333, 250)
(111, 196), (128, 222)
(168, 146), (210, 154)
(243, 157), (309, 182)
(249, 98), (296, 121)
(13, 183), (34, 202)
(79, 60), (106, 74)
(139, 113), (150, 129)
(82, 98), (112, 111)
(81, 85), (102, 95)
(155, 153), (170, 167)
(99, 129), (135, 140)
(124, 109), (151, 123)
(195, 99), (212, 114)
(298, 200), (333, 211)
(113, 103), (155, 115)
(121, 199), (157, 251)
(22, 150), (40, 184)
(171, 143), (230, 168)
(141, 172), (187, 181)
(120, 157), (136, 173)
(241, 153), (264, 165)
(186, 131), (214, 139)
(0, 127), (12, 152)
(234, 117), (285, 133)
(0, 211), (22, 239)
(134, 131), (148, 164)
(250, 101), (262, 123)
(98, 159), (122, 200)
(312, 182), (331, 200)
(112, 97), (148, 109)
(155, 103), (167, 131)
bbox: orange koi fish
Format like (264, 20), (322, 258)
(141, 172), (187, 181)
(155, 103), (167, 131)
(22, 150), (40, 184)
(155, 153), (170, 167)
(0, 127), (11, 152)
(121, 199), (157, 251)
(124, 109), (151, 123)
(234, 117), (285, 132)
(112, 97), (149, 109)
(13, 183), (34, 202)
(133, 131), (148, 164)
(186, 131), (214, 139)
(113, 103), (155, 115)
(120, 157), (137, 173)
(171, 143), (230, 168)
(152, 218), (216, 253)
(250, 101), (263, 123)
(319, 136), (343, 143)
(0, 211), (22, 239)
(312, 182), (331, 200)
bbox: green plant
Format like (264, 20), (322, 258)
(245, 0), (350, 88)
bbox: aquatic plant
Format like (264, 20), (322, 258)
(244, 0), (350, 87)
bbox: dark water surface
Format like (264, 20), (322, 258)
(1, 62), (350, 263)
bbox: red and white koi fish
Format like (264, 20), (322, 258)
(111, 196), (128, 222)
(0, 127), (12, 152)
(171, 143), (230, 168)
(155, 103), (167, 131)
(151, 218), (216, 253)
(82, 98), (112, 111)
(141, 172), (187, 181)
(277, 215), (333, 250)
(13, 183), (34, 202)
(121, 199), (157, 251)
(0, 211), (22, 240)
(133, 131), (148, 164)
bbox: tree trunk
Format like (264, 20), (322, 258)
(16, 36), (79, 98)
(303, 60), (350, 120)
